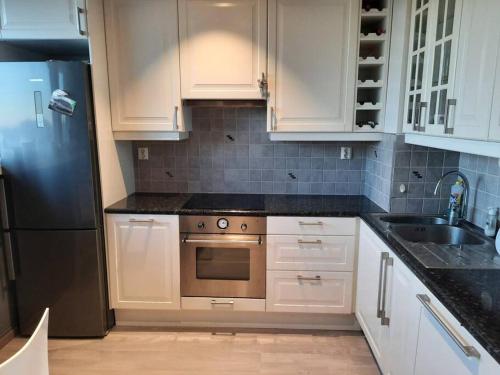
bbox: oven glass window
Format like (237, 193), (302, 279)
(196, 247), (250, 280)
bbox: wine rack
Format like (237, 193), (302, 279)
(355, 0), (392, 132)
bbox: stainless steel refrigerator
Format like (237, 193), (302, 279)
(0, 61), (113, 337)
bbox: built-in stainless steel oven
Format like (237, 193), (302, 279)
(180, 215), (266, 299)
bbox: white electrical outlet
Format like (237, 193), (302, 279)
(340, 147), (352, 160)
(138, 147), (149, 160)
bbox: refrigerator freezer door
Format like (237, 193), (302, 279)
(0, 62), (100, 230)
(14, 229), (109, 337)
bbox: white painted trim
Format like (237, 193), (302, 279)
(405, 133), (500, 158)
(113, 131), (190, 141)
(269, 132), (383, 142)
(87, 0), (135, 207)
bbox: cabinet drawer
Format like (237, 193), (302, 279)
(267, 235), (355, 272)
(181, 297), (265, 312)
(266, 271), (353, 314)
(267, 217), (356, 236)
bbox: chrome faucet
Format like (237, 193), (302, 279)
(433, 170), (469, 225)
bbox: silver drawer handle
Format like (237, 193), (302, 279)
(129, 218), (155, 223)
(416, 294), (481, 359)
(182, 236), (262, 245)
(297, 275), (321, 281)
(298, 239), (322, 244)
(380, 253), (393, 326)
(298, 221), (323, 226)
(211, 300), (234, 306)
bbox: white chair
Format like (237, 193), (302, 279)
(0, 308), (49, 375)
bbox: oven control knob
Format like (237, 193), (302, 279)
(197, 222), (205, 230)
(241, 223), (248, 231)
(217, 218), (229, 229)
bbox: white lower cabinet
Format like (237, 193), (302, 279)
(266, 217), (355, 314)
(106, 214), (180, 310)
(266, 270), (353, 314)
(357, 220), (500, 375)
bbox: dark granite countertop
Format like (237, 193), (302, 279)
(104, 193), (386, 217)
(361, 213), (500, 364)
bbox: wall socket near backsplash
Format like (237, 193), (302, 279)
(138, 147), (149, 160)
(340, 147), (352, 160)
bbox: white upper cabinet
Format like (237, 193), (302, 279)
(489, 24), (500, 142)
(267, 0), (358, 133)
(452, 0), (500, 140)
(104, 0), (185, 138)
(106, 214), (180, 310)
(404, 0), (462, 135)
(0, 0), (87, 39)
(404, 0), (500, 145)
(178, 0), (267, 99)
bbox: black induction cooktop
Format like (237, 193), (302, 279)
(181, 193), (265, 212)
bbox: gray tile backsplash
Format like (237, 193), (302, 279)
(459, 153), (500, 227)
(134, 107), (367, 196)
(132, 106), (499, 227)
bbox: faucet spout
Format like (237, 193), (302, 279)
(433, 170), (469, 224)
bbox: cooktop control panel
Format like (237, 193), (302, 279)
(180, 215), (266, 235)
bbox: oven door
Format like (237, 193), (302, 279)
(180, 234), (266, 299)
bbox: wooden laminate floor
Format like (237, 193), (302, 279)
(0, 328), (379, 375)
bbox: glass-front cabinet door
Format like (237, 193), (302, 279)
(404, 0), (431, 133)
(404, 0), (462, 135)
(424, 0), (462, 135)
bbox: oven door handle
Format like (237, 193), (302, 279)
(182, 236), (262, 245)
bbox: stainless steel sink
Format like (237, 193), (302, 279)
(390, 225), (485, 246)
(379, 215), (448, 225)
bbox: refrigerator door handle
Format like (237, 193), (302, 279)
(0, 180), (10, 230)
(3, 232), (15, 281)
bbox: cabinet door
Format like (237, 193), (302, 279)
(414, 295), (481, 375)
(489, 31), (500, 141)
(403, 0), (432, 133)
(423, 0), (462, 136)
(106, 214), (180, 310)
(104, 0), (183, 132)
(178, 0), (267, 99)
(266, 270), (353, 314)
(355, 222), (388, 369)
(451, 0), (500, 140)
(0, 0), (86, 39)
(386, 257), (422, 375)
(268, 0), (358, 133)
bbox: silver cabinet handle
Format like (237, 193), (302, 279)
(444, 99), (457, 134)
(376, 252), (385, 318)
(297, 239), (322, 244)
(129, 218), (155, 223)
(380, 253), (393, 326)
(211, 300), (234, 305)
(416, 294), (481, 359)
(173, 106), (179, 130)
(297, 275), (321, 281)
(257, 72), (268, 98)
(3, 232), (15, 281)
(298, 221), (323, 226)
(270, 106), (276, 131)
(182, 236), (262, 245)
(76, 6), (86, 36)
(418, 102), (428, 132)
